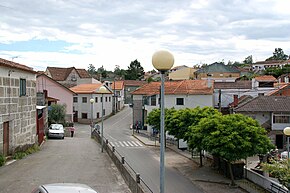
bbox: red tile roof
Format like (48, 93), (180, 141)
(0, 58), (36, 74)
(76, 69), (91, 78)
(132, 80), (213, 95)
(111, 81), (124, 90)
(254, 75), (277, 82)
(70, 84), (112, 94)
(124, 80), (147, 87)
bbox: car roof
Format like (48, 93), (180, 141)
(41, 183), (98, 193)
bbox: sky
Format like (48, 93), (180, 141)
(1, 0), (290, 72)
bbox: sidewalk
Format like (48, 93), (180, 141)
(132, 130), (267, 193)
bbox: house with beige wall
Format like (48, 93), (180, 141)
(169, 65), (196, 80)
(0, 58), (37, 156)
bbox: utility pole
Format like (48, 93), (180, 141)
(218, 89), (222, 112)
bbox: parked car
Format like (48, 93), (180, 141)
(31, 183), (98, 193)
(48, 124), (64, 139)
(280, 151), (290, 160)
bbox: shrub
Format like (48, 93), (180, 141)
(13, 152), (27, 160)
(0, 154), (5, 166)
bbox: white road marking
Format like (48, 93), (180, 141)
(127, 141), (133, 146)
(123, 141), (129, 147)
(119, 141), (125, 147)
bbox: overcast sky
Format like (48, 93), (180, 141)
(1, 0), (290, 72)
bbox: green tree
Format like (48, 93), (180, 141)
(87, 64), (97, 76)
(125, 59), (145, 80)
(48, 104), (66, 125)
(243, 55), (253, 64)
(114, 65), (126, 80)
(266, 48), (288, 61)
(97, 65), (107, 79)
(188, 113), (274, 186)
(262, 159), (290, 188)
(166, 107), (220, 141)
(264, 64), (290, 78)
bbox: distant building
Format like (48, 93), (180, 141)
(168, 65), (196, 80)
(195, 62), (241, 82)
(45, 67), (100, 88)
(123, 80), (147, 104)
(251, 60), (290, 73)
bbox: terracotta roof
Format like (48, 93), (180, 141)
(76, 69), (91, 78)
(132, 80), (213, 96)
(124, 80), (147, 87)
(267, 83), (290, 96)
(234, 96), (290, 112)
(111, 81), (124, 90)
(70, 84), (112, 94)
(0, 58), (36, 74)
(254, 75), (277, 82)
(46, 67), (91, 81)
(214, 81), (252, 89)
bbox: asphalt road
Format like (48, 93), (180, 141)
(0, 123), (131, 193)
(103, 106), (203, 193)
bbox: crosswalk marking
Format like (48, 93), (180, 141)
(109, 141), (143, 148)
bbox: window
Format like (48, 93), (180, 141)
(273, 115), (290, 123)
(105, 97), (108, 102)
(81, 113), (88, 119)
(151, 95), (156, 106)
(73, 97), (78, 103)
(109, 97), (111, 102)
(103, 109), (105, 116)
(101, 96), (103, 102)
(176, 98), (184, 105)
(20, 78), (26, 96)
(95, 97), (98, 103)
(82, 97), (87, 103)
(97, 112), (100, 118)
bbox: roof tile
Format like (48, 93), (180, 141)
(0, 58), (36, 73)
(132, 80), (213, 95)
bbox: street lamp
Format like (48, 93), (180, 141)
(90, 98), (94, 138)
(99, 85), (108, 153)
(283, 127), (290, 160)
(152, 50), (174, 193)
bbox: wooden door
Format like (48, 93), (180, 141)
(3, 121), (9, 156)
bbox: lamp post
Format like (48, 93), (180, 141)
(283, 127), (290, 162)
(90, 98), (94, 138)
(152, 50), (174, 193)
(99, 86), (107, 153)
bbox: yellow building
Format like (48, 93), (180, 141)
(168, 65), (196, 80)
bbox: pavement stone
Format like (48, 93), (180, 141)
(133, 130), (268, 193)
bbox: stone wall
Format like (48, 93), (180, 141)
(0, 75), (37, 155)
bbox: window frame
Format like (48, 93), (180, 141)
(176, 98), (184, 105)
(20, 78), (26, 96)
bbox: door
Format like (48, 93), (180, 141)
(3, 121), (9, 156)
(276, 134), (283, 149)
(73, 111), (78, 122)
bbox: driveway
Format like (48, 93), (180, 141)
(0, 123), (131, 193)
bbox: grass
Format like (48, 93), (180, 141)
(0, 154), (5, 166)
(13, 144), (40, 160)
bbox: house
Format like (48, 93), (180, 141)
(214, 75), (278, 114)
(267, 83), (290, 96)
(251, 60), (290, 73)
(234, 96), (290, 150)
(168, 65), (196, 80)
(111, 81), (125, 112)
(131, 80), (214, 133)
(45, 67), (100, 88)
(277, 73), (290, 84)
(0, 58), (38, 156)
(195, 62), (241, 82)
(36, 73), (76, 123)
(123, 80), (147, 104)
(70, 84), (113, 124)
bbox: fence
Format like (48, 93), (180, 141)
(92, 129), (154, 193)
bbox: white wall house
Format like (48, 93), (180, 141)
(70, 84), (113, 124)
(131, 80), (214, 134)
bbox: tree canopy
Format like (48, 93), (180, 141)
(97, 65), (108, 79)
(87, 64), (97, 76)
(266, 48), (289, 61)
(48, 104), (66, 125)
(125, 59), (145, 80)
(264, 64), (290, 78)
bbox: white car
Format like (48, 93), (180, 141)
(32, 183), (98, 193)
(280, 151), (290, 160)
(48, 124), (64, 139)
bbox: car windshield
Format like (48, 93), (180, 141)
(50, 125), (63, 130)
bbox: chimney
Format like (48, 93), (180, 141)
(233, 95), (238, 107)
